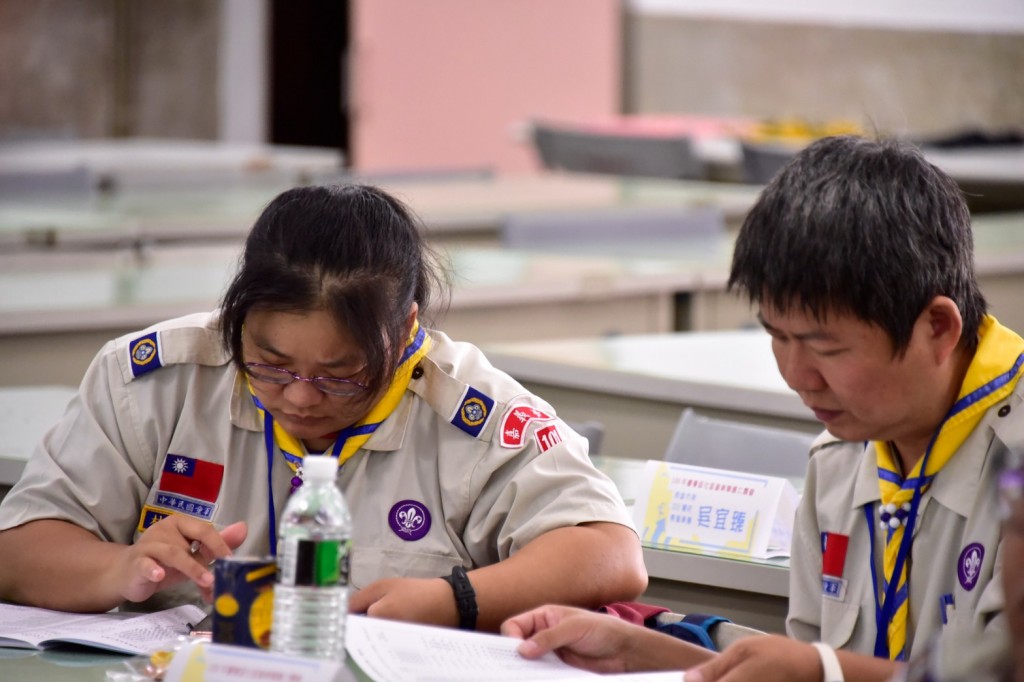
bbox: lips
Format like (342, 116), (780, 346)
(281, 413), (328, 428)
(811, 407), (843, 423)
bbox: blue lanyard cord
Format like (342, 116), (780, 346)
(864, 350), (1024, 658)
(864, 426), (941, 660)
(264, 412), (278, 557)
(261, 410), (346, 558)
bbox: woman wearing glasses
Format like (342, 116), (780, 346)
(0, 184), (647, 630)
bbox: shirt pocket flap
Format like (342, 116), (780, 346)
(821, 598), (861, 649)
(350, 547), (458, 590)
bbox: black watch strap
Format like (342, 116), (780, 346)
(441, 565), (478, 630)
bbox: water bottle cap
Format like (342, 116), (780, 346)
(303, 455), (339, 482)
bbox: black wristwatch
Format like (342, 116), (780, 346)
(441, 565), (478, 630)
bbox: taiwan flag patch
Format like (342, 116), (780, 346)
(152, 455), (224, 521)
(821, 532), (849, 578)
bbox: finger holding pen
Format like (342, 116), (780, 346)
(184, 519), (249, 565)
(119, 516), (248, 604)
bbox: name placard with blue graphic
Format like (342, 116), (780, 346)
(632, 460), (799, 559)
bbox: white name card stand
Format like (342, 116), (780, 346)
(632, 460), (799, 559)
(164, 639), (352, 682)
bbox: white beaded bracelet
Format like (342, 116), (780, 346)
(811, 642), (845, 682)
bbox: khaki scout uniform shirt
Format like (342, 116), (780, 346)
(0, 312), (634, 610)
(786, 382), (1020, 656)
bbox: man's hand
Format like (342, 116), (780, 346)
(502, 604), (689, 674)
(686, 634), (820, 682)
(349, 577), (459, 627)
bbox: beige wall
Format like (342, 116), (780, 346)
(0, 0), (218, 140)
(624, 14), (1024, 137)
(3, 3), (1021, 144)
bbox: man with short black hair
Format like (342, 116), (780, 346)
(503, 136), (1020, 682)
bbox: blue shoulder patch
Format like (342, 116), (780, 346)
(449, 386), (495, 438)
(128, 331), (163, 378)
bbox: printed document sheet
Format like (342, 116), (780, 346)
(346, 615), (685, 681)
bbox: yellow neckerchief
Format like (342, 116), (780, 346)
(248, 322), (432, 475)
(873, 315), (1024, 660)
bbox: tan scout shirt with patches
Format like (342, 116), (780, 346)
(786, 383), (1021, 657)
(0, 312), (635, 610)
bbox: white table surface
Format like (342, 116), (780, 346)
(486, 329), (812, 423)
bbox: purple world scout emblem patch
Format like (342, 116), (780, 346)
(389, 499), (431, 541)
(957, 542), (985, 591)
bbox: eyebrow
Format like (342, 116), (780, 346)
(757, 314), (839, 342)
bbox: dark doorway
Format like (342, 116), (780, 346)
(269, 0), (349, 157)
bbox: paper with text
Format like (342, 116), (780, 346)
(0, 603), (205, 655)
(346, 615), (602, 681)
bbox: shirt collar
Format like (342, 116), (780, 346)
(230, 368), (261, 432)
(853, 441), (882, 508)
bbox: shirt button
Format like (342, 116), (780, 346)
(411, 365), (424, 380)
(998, 405), (1011, 417)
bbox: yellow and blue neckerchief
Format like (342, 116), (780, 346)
(865, 315), (1024, 661)
(252, 322), (431, 555)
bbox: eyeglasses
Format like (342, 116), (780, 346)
(243, 362), (368, 397)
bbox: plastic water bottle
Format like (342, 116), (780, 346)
(271, 455), (352, 660)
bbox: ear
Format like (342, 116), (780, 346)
(919, 296), (963, 364)
(405, 302), (420, 338)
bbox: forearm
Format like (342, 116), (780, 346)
(0, 519), (128, 612)
(468, 522), (647, 631)
(836, 649), (903, 682)
(625, 626), (716, 671)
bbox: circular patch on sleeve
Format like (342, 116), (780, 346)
(957, 542), (985, 591)
(388, 499), (432, 541)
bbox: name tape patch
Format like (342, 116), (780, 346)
(822, 576), (849, 602)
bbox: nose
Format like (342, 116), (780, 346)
(774, 341), (827, 394)
(282, 378), (325, 407)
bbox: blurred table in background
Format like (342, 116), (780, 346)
(0, 171), (764, 252)
(0, 138), (343, 190)
(4, 211), (1023, 388)
(0, 385), (77, 500)
(0, 235), (752, 386)
(485, 329), (819, 460)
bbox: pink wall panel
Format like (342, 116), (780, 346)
(351, 0), (621, 173)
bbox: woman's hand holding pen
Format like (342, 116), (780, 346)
(114, 517), (247, 604)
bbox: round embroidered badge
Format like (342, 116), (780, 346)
(388, 500), (431, 541)
(132, 339), (157, 365)
(957, 542), (985, 591)
(461, 397), (487, 426)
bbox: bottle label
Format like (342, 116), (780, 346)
(279, 538), (351, 587)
